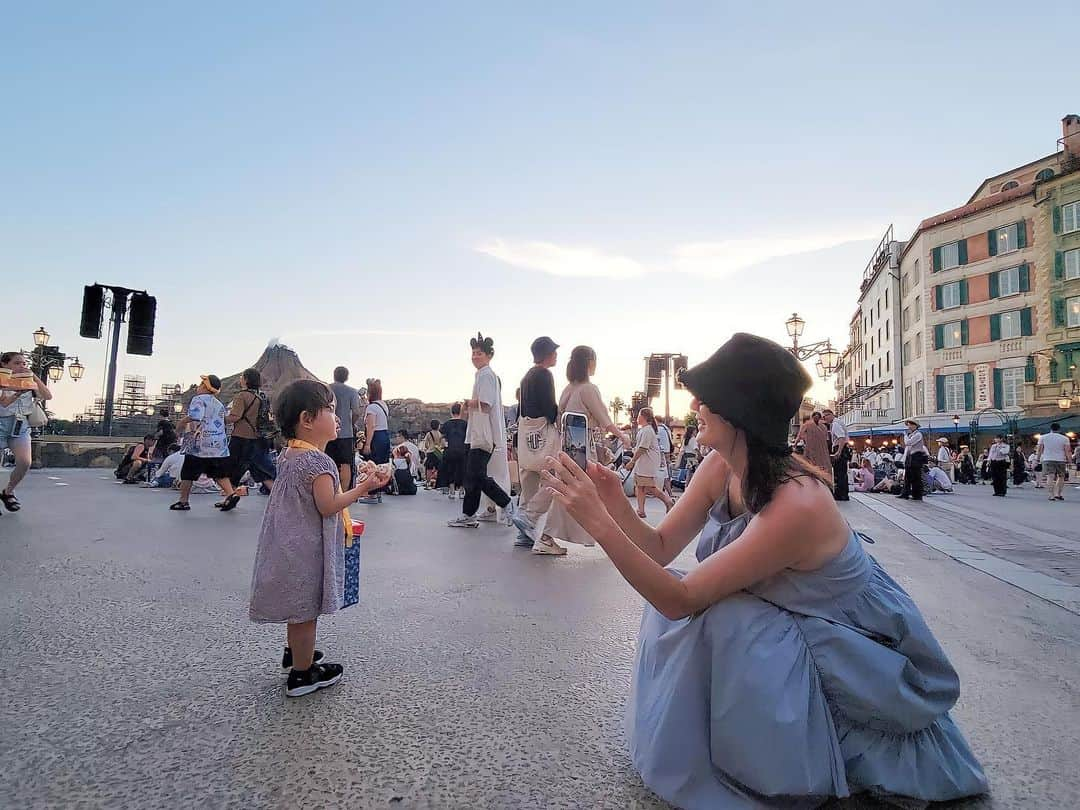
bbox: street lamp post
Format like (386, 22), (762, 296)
(784, 313), (841, 378)
(953, 414), (959, 447)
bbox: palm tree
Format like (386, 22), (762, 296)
(610, 396), (626, 424)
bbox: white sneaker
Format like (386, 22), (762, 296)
(447, 491), (456, 500)
(477, 508), (498, 523)
(447, 516), (480, 528)
(532, 535), (567, 556)
(499, 501), (516, 528)
(457, 490), (466, 500)
(509, 506), (538, 541)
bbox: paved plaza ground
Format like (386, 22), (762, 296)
(2, 469), (1079, 809)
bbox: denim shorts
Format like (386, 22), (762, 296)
(0, 415), (30, 452)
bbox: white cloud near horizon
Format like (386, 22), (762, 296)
(476, 228), (881, 280)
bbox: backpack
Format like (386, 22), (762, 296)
(242, 390), (278, 444)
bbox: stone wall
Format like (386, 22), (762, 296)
(32, 436), (141, 469)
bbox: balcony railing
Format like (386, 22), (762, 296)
(840, 408), (895, 427)
(939, 349), (963, 362)
(1000, 338), (1026, 355)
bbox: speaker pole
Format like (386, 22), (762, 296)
(102, 289), (129, 436)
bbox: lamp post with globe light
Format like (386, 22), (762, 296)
(22, 326), (85, 386)
(784, 313), (841, 378)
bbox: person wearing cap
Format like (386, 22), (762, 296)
(540, 333), (986, 806)
(987, 434), (1011, 496)
(171, 374), (239, 512)
(899, 419), (928, 500)
(512, 336), (560, 547)
(936, 437), (955, 483)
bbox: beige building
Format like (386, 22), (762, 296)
(897, 115), (1079, 436)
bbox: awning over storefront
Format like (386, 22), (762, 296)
(1016, 413), (1080, 435)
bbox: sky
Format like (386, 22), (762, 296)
(3, 2), (1075, 420)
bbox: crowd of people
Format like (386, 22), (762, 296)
(2, 331), (1003, 805)
(795, 409), (1078, 503)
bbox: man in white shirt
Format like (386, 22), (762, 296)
(935, 438), (955, 482)
(821, 409), (851, 501)
(656, 418), (675, 496)
(898, 419), (928, 500)
(449, 333), (517, 529)
(1037, 422), (1072, 502)
(987, 434), (1011, 496)
(865, 448), (880, 468)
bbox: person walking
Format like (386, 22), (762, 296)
(626, 407), (675, 518)
(898, 419), (928, 501)
(540, 333), (987, 807)
(438, 403), (468, 499)
(226, 368), (277, 494)
(795, 413), (832, 486)
(171, 374), (240, 512)
(821, 409), (850, 501)
(514, 336), (560, 547)
(447, 333), (517, 529)
(1037, 422), (1072, 502)
(987, 434), (1011, 497)
(327, 366), (363, 488)
(512, 345), (630, 555)
(0, 351), (52, 515)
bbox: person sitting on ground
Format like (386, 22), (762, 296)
(540, 333), (987, 806)
(421, 420), (445, 489)
(122, 434), (157, 483)
(391, 443), (417, 495)
(926, 459), (954, 493)
(852, 458), (875, 492)
(153, 409), (177, 461)
(149, 444), (184, 488)
(871, 475), (899, 494)
(397, 429), (422, 481)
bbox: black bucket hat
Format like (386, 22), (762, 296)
(679, 333), (811, 452)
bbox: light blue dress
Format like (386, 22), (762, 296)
(628, 493), (988, 808)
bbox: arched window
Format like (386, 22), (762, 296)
(1000, 180), (1020, 192)
(1035, 168), (1055, 182)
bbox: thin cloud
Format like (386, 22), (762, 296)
(477, 229), (879, 280)
(286, 328), (459, 339)
(476, 238), (647, 279)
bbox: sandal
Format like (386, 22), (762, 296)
(1, 490), (21, 512)
(169, 501), (191, 511)
(218, 493), (241, 512)
(636, 511), (647, 519)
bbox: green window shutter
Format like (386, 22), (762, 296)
(1051, 359), (1060, 383)
(992, 369), (1003, 409)
(987, 228), (998, 256)
(1017, 219), (1027, 248)
(989, 313), (1001, 341)
(1021, 307), (1033, 336)
(1025, 356), (1036, 382)
(933, 324), (944, 349)
(959, 278), (969, 305)
(1053, 206), (1062, 234)
(932, 246), (943, 273)
(934, 285), (943, 310)
(935, 375), (946, 412)
(1056, 252), (1065, 280)
(988, 271), (999, 298)
(1054, 298), (1067, 327)
(964, 372), (975, 411)
(1019, 263), (1030, 292)
(957, 239), (968, 265)
(961, 319), (970, 345)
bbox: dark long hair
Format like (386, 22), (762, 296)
(566, 346), (596, 383)
(741, 435), (830, 514)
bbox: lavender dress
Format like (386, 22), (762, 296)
(249, 449), (345, 624)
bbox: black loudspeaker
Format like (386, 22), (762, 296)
(672, 354), (688, 389)
(126, 293), (157, 356)
(80, 284), (105, 339)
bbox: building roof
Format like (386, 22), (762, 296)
(966, 153), (1058, 204)
(898, 182), (1035, 263)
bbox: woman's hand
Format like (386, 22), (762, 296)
(543, 452), (615, 537)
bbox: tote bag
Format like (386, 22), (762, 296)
(517, 416), (560, 472)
